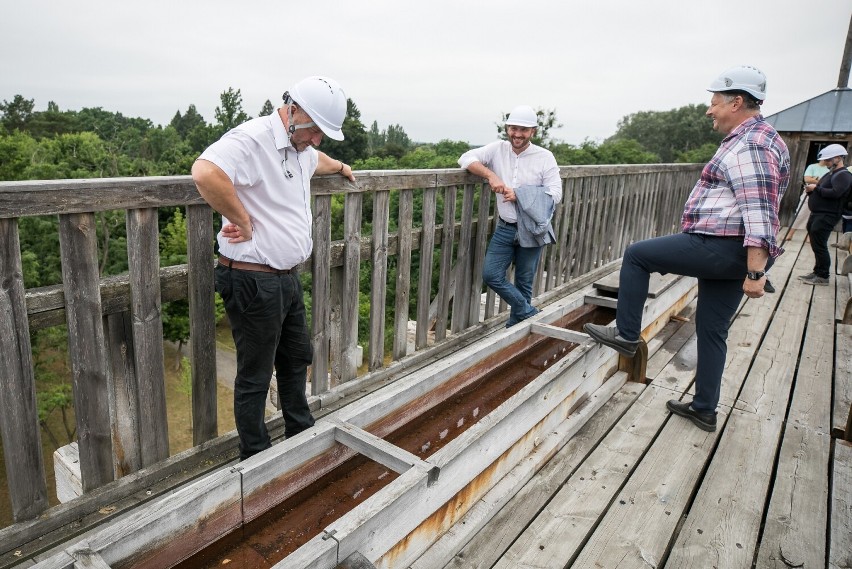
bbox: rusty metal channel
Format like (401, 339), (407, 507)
(171, 305), (615, 569)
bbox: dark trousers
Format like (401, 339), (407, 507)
(616, 233), (772, 413)
(806, 213), (839, 278)
(215, 265), (315, 460)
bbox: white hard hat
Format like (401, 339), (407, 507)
(817, 144), (848, 160)
(288, 76), (347, 141)
(707, 65), (767, 101)
(505, 105), (538, 128)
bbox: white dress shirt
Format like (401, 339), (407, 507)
(200, 112), (319, 269)
(459, 140), (562, 223)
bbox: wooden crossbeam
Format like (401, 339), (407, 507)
(529, 323), (591, 344)
(331, 419), (439, 485)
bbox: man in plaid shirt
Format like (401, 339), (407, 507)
(585, 65), (790, 432)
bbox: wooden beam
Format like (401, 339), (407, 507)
(186, 204), (218, 444)
(529, 322), (590, 345)
(330, 419), (439, 484)
(0, 218), (49, 521)
(59, 212), (114, 492)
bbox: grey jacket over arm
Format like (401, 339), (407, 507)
(514, 184), (556, 247)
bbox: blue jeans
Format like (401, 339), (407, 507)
(215, 265), (315, 460)
(615, 233), (773, 413)
(483, 220), (543, 326)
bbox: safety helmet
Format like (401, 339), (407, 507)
(817, 144), (848, 160)
(286, 76), (347, 141)
(707, 65), (767, 101)
(505, 105), (538, 128)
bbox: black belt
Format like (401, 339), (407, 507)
(499, 217), (517, 227)
(218, 255), (293, 274)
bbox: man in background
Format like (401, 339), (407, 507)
(801, 144), (851, 284)
(584, 66), (790, 432)
(192, 76), (355, 460)
(458, 106), (562, 326)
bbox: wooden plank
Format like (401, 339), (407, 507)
(368, 189), (390, 371)
(104, 313), (142, 477)
(392, 190), (413, 360)
(416, 188), (437, 350)
(667, 246), (815, 569)
(419, 375), (638, 569)
(835, 324), (852, 436)
(26, 264), (194, 331)
(593, 271), (679, 298)
(583, 294), (618, 309)
(0, 177), (203, 218)
(313, 194), (332, 391)
(58, 212), (114, 492)
(830, 440), (852, 569)
(567, 407), (726, 569)
(468, 185), (490, 325)
(68, 547), (111, 569)
(451, 184), (475, 333)
(54, 443), (82, 503)
(86, 468), (242, 569)
(126, 208), (169, 465)
(186, 204), (218, 442)
(493, 333), (701, 569)
(341, 192), (363, 381)
(716, 232), (805, 409)
(529, 322), (589, 345)
(0, 218), (49, 521)
(837, 270), (851, 323)
(435, 186), (456, 341)
(330, 419), (436, 479)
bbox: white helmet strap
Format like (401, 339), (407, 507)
(284, 99), (317, 136)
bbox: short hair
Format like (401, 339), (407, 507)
(721, 91), (761, 111)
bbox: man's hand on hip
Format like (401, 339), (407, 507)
(221, 222), (253, 243)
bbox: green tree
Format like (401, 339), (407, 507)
(367, 120), (383, 155)
(609, 104), (721, 163)
(214, 87), (250, 132)
(259, 100), (275, 116)
(0, 94), (35, 132)
(675, 142), (718, 164)
(170, 104), (207, 138)
(27, 101), (77, 139)
(0, 130), (39, 180)
(497, 107), (562, 147)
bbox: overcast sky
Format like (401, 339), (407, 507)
(1, 1), (850, 146)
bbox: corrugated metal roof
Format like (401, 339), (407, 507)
(764, 88), (852, 133)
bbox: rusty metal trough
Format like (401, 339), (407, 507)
(30, 274), (696, 569)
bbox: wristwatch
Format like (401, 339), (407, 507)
(746, 270), (766, 280)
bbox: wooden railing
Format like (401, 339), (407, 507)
(0, 163), (702, 523)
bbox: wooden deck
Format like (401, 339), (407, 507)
(410, 227), (852, 569)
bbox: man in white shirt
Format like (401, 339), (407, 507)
(192, 76), (354, 460)
(458, 106), (562, 326)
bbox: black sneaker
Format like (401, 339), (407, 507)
(763, 279), (775, 293)
(583, 323), (639, 357)
(666, 400), (717, 432)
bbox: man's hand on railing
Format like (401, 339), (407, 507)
(221, 222), (253, 243)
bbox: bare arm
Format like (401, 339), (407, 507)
(466, 161), (516, 202)
(742, 246), (769, 298)
(316, 151), (355, 182)
(191, 159), (253, 243)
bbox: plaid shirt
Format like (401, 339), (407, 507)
(681, 115), (790, 258)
